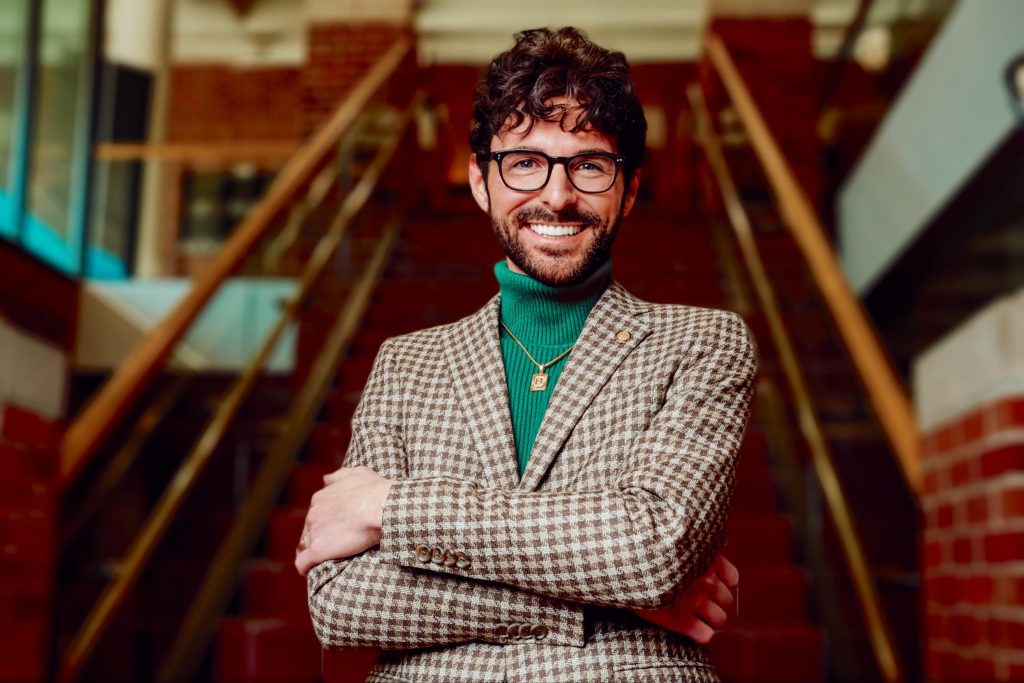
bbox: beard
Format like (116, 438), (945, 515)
(490, 204), (622, 287)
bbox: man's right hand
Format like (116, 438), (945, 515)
(630, 553), (739, 644)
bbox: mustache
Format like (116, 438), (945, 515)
(513, 206), (601, 227)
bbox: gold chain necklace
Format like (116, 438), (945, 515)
(500, 321), (575, 392)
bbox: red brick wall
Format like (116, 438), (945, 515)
(703, 19), (824, 213)
(168, 66), (304, 142)
(922, 396), (1024, 681)
(302, 23), (408, 134)
(0, 404), (60, 682)
(167, 22), (407, 144)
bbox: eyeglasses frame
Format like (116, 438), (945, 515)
(479, 148), (625, 194)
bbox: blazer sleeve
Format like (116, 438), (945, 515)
(307, 339), (586, 650)
(376, 311), (757, 610)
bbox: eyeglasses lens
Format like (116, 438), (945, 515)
(499, 152), (617, 193)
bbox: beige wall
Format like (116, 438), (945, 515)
(0, 317), (66, 423)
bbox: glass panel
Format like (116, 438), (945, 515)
(0, 0), (28, 236)
(25, 0), (91, 272)
(87, 63), (152, 279)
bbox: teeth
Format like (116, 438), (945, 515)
(529, 224), (582, 237)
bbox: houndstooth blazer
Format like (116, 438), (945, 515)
(308, 281), (757, 683)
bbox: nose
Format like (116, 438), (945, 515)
(538, 162), (578, 212)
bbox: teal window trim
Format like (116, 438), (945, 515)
(3, 0), (41, 242)
(74, 0), (104, 276)
(3, 0), (109, 280)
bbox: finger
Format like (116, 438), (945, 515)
(698, 599), (729, 630)
(716, 554), (740, 588)
(295, 529), (310, 555)
(679, 616), (715, 645)
(706, 575), (735, 611)
(323, 468), (346, 485)
(295, 549), (313, 576)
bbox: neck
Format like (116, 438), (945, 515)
(494, 260), (611, 347)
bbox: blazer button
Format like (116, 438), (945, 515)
(615, 330), (631, 343)
(532, 624), (548, 640)
(442, 549), (456, 567)
(415, 545), (431, 563)
(430, 547), (445, 564)
(494, 624), (508, 639)
(454, 551), (471, 569)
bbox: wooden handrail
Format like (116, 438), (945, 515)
(93, 141), (299, 164)
(60, 38), (411, 486)
(157, 216), (400, 683)
(703, 34), (921, 495)
(58, 88), (423, 683)
(689, 84), (904, 683)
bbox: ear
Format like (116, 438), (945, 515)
(468, 154), (490, 213)
(621, 171), (640, 218)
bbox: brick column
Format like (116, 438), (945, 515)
(0, 319), (66, 681)
(916, 291), (1024, 681)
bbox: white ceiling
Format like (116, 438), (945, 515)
(414, 0), (955, 64)
(90, 0), (953, 69)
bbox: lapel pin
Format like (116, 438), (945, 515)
(615, 330), (631, 343)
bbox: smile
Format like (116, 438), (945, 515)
(527, 223), (583, 237)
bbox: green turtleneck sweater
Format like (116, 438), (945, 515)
(494, 260), (612, 477)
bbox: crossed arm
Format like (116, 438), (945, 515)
(298, 313), (756, 649)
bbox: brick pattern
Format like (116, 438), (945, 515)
(703, 19), (824, 214)
(922, 396), (1024, 681)
(0, 403), (61, 682)
(301, 23), (407, 134)
(168, 66), (304, 142)
(166, 23), (407, 144)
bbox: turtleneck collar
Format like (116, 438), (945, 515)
(494, 259), (612, 348)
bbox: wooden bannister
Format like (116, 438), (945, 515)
(57, 40), (419, 682)
(703, 33), (921, 496)
(689, 83), (905, 683)
(60, 38), (411, 487)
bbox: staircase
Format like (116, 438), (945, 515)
(213, 197), (827, 683)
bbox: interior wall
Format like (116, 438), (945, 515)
(838, 0), (1024, 293)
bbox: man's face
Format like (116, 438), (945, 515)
(468, 100), (639, 287)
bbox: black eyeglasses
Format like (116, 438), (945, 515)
(480, 149), (624, 194)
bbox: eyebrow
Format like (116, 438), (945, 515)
(511, 146), (618, 156)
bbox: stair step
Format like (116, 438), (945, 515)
(266, 507), (305, 563)
(243, 560), (308, 620)
(710, 622), (825, 683)
(306, 424), (350, 465)
(287, 462), (334, 507)
(216, 618), (320, 683)
(322, 647), (380, 683)
(323, 389), (362, 423)
(725, 514), (794, 568)
(736, 567), (809, 623)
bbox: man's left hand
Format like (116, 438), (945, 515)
(294, 465), (393, 576)
(630, 553), (739, 644)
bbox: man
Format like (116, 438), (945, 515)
(295, 27), (756, 683)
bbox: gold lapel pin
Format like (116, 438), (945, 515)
(615, 330), (631, 343)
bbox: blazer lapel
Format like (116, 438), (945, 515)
(444, 295), (520, 489)
(518, 282), (651, 491)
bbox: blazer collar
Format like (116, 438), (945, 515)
(519, 282), (651, 490)
(444, 282), (651, 491)
(444, 295), (521, 489)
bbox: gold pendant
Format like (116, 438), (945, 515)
(530, 373), (548, 392)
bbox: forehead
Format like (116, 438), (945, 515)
(494, 98), (616, 152)
(495, 115), (616, 153)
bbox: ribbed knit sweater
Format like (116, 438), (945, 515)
(494, 260), (612, 477)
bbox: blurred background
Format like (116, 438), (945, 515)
(0, 0), (1022, 681)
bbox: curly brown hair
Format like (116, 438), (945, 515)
(470, 27), (647, 182)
